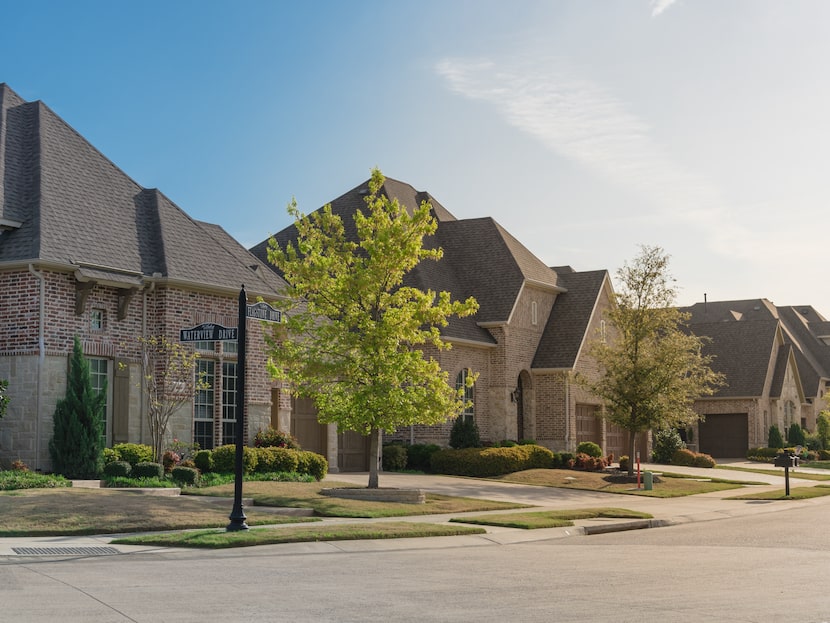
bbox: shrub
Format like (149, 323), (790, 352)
(253, 427), (301, 450)
(526, 445), (555, 469)
(430, 445), (554, 477)
(558, 452), (574, 468)
(295, 450), (328, 481)
(255, 447), (299, 473)
(618, 455), (630, 472)
(449, 416), (480, 449)
(818, 412), (830, 450)
(11, 459), (29, 472)
(171, 466), (200, 486)
(211, 444), (258, 474)
(0, 471), (71, 491)
(103, 447), (120, 465)
(112, 443), (154, 466)
(748, 447), (779, 462)
(132, 461), (164, 479)
(652, 428), (686, 464)
(805, 432), (823, 452)
(103, 461), (132, 478)
(193, 449), (214, 473)
(405, 443), (441, 472)
(819, 449), (830, 461)
(571, 452), (607, 471)
(768, 425), (785, 449)
(518, 439), (537, 445)
(162, 450), (181, 473)
(575, 441), (603, 458)
(671, 448), (697, 466)
(382, 444), (408, 472)
(787, 423), (806, 447)
(692, 453), (716, 468)
(499, 440), (518, 447)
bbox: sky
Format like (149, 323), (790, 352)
(3, 0), (830, 312)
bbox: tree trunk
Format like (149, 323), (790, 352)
(367, 428), (381, 489)
(627, 430), (637, 477)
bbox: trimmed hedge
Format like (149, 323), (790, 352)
(671, 448), (716, 468)
(430, 444), (554, 477)
(193, 449), (214, 472)
(132, 461), (164, 479)
(103, 460), (131, 478)
(295, 450), (328, 481)
(575, 441), (603, 459)
(406, 443), (441, 472)
(112, 443), (154, 466)
(171, 466), (200, 485)
(255, 447), (299, 474)
(212, 444), (259, 474)
(382, 444), (408, 472)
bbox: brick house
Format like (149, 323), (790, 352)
(680, 298), (830, 457)
(251, 178), (626, 467)
(0, 84), (288, 471)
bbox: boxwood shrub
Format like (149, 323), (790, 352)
(132, 461), (164, 479)
(112, 443), (154, 466)
(430, 444), (554, 477)
(295, 450), (328, 481)
(171, 466), (200, 486)
(103, 460), (132, 478)
(575, 441), (603, 459)
(255, 447), (299, 474)
(193, 449), (214, 472)
(211, 444), (258, 474)
(406, 443), (441, 472)
(382, 444), (408, 472)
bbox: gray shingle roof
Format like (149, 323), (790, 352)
(532, 269), (609, 369)
(686, 320), (781, 397)
(0, 84), (285, 298)
(251, 177), (569, 345)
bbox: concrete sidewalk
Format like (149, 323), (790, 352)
(1, 461), (826, 557)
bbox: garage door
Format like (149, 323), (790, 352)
(698, 413), (748, 458)
(289, 396), (327, 458)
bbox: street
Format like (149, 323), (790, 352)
(2, 496), (829, 622)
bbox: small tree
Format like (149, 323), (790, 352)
(768, 425), (785, 449)
(266, 168), (479, 488)
(0, 378), (8, 419)
(787, 422), (805, 447)
(449, 416), (481, 449)
(579, 246), (725, 476)
(139, 336), (207, 462)
(817, 412), (830, 450)
(49, 336), (105, 478)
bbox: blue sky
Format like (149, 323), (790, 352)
(4, 0), (830, 312)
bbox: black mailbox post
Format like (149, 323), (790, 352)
(773, 452), (799, 496)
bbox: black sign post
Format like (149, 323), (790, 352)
(227, 286), (249, 531)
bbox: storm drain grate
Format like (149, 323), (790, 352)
(12, 546), (120, 556)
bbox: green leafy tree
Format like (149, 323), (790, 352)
(49, 337), (106, 478)
(0, 378), (8, 419)
(265, 168), (479, 488)
(138, 336), (207, 462)
(578, 246), (725, 476)
(817, 412), (830, 450)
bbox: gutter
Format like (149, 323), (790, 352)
(27, 264), (45, 470)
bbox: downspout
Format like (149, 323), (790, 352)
(141, 280), (155, 445)
(564, 371), (571, 450)
(28, 264), (45, 470)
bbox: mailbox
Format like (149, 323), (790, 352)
(773, 453), (799, 468)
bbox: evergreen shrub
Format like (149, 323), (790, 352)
(430, 444), (554, 477)
(575, 441), (603, 458)
(132, 462), (164, 479)
(382, 444), (408, 471)
(405, 443), (441, 472)
(295, 450), (328, 480)
(787, 423), (806, 447)
(255, 447), (299, 473)
(768, 425), (785, 449)
(103, 461), (132, 478)
(449, 416), (480, 449)
(253, 427), (300, 450)
(211, 444), (258, 473)
(171, 466), (200, 485)
(651, 428), (686, 464)
(194, 450), (213, 472)
(112, 443), (154, 466)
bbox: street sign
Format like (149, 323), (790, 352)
(246, 301), (282, 323)
(179, 323), (238, 342)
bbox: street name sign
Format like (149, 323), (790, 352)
(179, 323), (238, 342)
(246, 301), (282, 323)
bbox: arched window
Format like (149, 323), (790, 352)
(456, 369), (475, 421)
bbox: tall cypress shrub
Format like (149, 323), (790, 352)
(49, 336), (106, 478)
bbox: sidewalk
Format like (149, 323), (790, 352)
(1, 461), (825, 557)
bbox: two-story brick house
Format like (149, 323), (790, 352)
(0, 84), (288, 471)
(251, 179), (625, 466)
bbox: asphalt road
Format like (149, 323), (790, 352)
(3, 496), (830, 622)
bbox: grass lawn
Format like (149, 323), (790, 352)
(184, 480), (528, 517)
(728, 484), (830, 501)
(0, 488), (315, 536)
(715, 465), (830, 481)
(113, 522), (486, 549)
(493, 469), (751, 497)
(450, 507), (653, 530)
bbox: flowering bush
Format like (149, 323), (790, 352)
(253, 427), (300, 450)
(162, 450), (181, 473)
(11, 459), (29, 472)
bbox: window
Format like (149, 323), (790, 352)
(90, 309), (104, 331)
(455, 369), (475, 422)
(222, 362), (238, 445)
(87, 357), (111, 444)
(195, 341), (216, 353)
(194, 360), (215, 449)
(531, 301), (538, 326)
(223, 340), (238, 355)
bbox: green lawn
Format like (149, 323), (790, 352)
(450, 507), (652, 530)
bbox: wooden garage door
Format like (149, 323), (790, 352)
(698, 413), (748, 458)
(289, 396), (327, 458)
(576, 405), (601, 445)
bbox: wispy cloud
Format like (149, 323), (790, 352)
(435, 55), (819, 266)
(651, 0), (678, 17)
